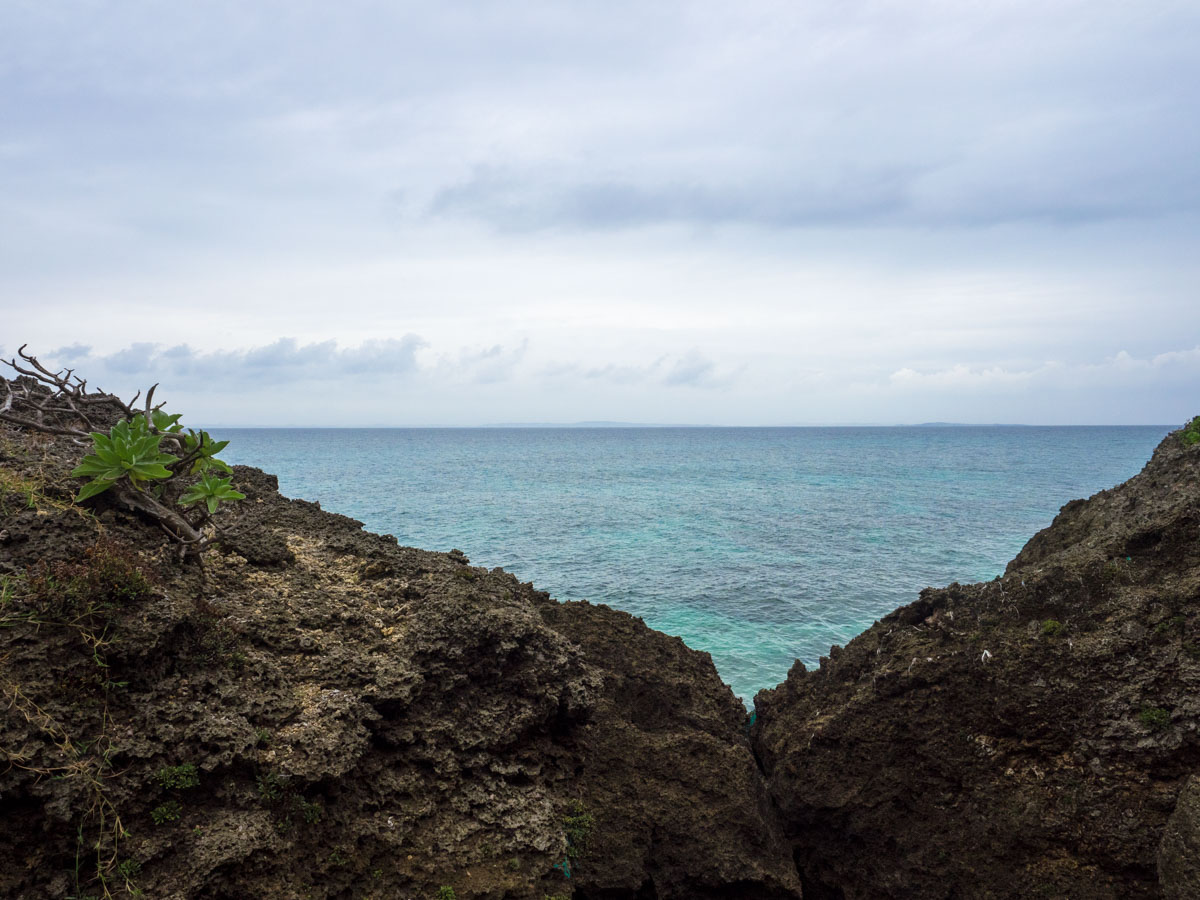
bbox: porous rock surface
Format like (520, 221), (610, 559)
(1158, 774), (1200, 899)
(753, 427), (1200, 899)
(0, 403), (800, 899)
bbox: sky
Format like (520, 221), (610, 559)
(2, 1), (1198, 426)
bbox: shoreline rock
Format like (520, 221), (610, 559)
(752, 425), (1200, 898)
(0, 409), (799, 899)
(3, 380), (1197, 898)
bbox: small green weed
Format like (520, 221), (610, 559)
(296, 796), (322, 824)
(563, 799), (594, 860)
(1155, 615), (1187, 635)
(437, 888), (457, 900)
(1180, 416), (1200, 447)
(117, 855), (144, 895)
(507, 857), (521, 871)
(2, 349), (252, 559)
(1041, 619), (1064, 637)
(0, 466), (75, 515)
(256, 771), (285, 802)
(0, 573), (18, 611)
(157, 762), (199, 791)
(24, 539), (154, 617)
(116, 858), (142, 883)
(254, 727), (271, 746)
(1140, 706), (1171, 730)
(151, 801), (182, 825)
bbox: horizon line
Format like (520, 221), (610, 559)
(199, 422), (1180, 430)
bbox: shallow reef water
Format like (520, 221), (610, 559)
(218, 425), (1168, 703)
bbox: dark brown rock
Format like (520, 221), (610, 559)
(1159, 775), (1200, 900)
(753, 425), (1200, 899)
(0, 398), (800, 900)
(539, 598), (802, 899)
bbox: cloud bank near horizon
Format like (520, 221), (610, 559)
(3, 339), (1194, 427)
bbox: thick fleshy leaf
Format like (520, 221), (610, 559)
(179, 485), (206, 507)
(135, 433), (162, 458)
(152, 410), (183, 433)
(180, 473), (244, 513)
(76, 479), (116, 502)
(72, 457), (123, 480)
(127, 462), (174, 482)
(92, 443), (123, 466)
(193, 457), (233, 475)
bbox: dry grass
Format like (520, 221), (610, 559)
(2, 678), (132, 897)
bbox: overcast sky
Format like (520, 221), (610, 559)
(2, 1), (1198, 425)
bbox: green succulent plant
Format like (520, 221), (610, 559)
(151, 408), (184, 434)
(71, 415), (180, 500)
(70, 406), (243, 539)
(3, 347), (242, 559)
(1181, 416), (1200, 447)
(180, 472), (246, 514)
(181, 430), (233, 475)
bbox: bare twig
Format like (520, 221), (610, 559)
(143, 383), (157, 421)
(2, 349), (214, 560)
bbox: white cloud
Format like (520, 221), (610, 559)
(7, 339), (1190, 427)
(889, 347), (1200, 393)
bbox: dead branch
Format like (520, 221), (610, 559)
(1, 349), (215, 560)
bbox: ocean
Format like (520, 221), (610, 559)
(216, 425), (1169, 704)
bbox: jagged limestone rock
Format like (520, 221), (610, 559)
(1159, 775), (1200, 900)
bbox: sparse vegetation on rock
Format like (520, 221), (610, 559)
(1, 346), (242, 559)
(1180, 416), (1200, 447)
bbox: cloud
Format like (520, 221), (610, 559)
(42, 337), (429, 388)
(31, 338), (751, 400)
(543, 351), (739, 389)
(427, 165), (925, 231)
(888, 347), (1200, 393)
(581, 359), (666, 385)
(105, 342), (161, 374)
(662, 350), (738, 388)
(49, 343), (91, 360)
(5, 2), (1191, 250)
(449, 339), (529, 384)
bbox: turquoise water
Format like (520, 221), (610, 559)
(216, 426), (1168, 703)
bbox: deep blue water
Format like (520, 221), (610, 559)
(215, 426), (1169, 703)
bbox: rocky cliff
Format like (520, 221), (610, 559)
(753, 425), (1200, 898)
(0, 392), (799, 899)
(3, 376), (1198, 899)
